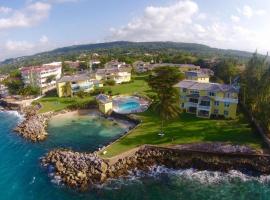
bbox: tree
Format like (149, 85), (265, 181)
(61, 82), (72, 97)
(19, 85), (40, 96)
(241, 52), (270, 131)
(148, 66), (184, 134)
(46, 75), (56, 83)
(214, 59), (239, 84)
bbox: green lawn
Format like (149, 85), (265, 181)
(36, 74), (150, 113)
(36, 95), (94, 113)
(103, 74), (152, 96)
(102, 110), (263, 158)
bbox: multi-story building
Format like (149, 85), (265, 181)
(21, 62), (62, 94)
(0, 74), (9, 97)
(185, 70), (210, 83)
(175, 80), (239, 119)
(105, 60), (130, 69)
(56, 73), (103, 97)
(95, 68), (131, 84)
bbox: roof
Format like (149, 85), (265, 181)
(21, 62), (62, 74)
(175, 80), (239, 93)
(185, 71), (209, 78)
(57, 73), (91, 83)
(96, 67), (131, 75)
(152, 63), (200, 69)
(96, 94), (112, 104)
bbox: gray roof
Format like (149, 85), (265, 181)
(185, 71), (209, 78)
(96, 94), (112, 104)
(175, 80), (239, 93)
(57, 74), (91, 83)
(152, 63), (200, 69)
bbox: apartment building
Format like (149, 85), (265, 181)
(175, 80), (239, 119)
(21, 62), (62, 94)
(0, 74), (9, 97)
(95, 68), (131, 84)
(56, 73), (103, 97)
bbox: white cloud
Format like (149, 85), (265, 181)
(109, 0), (199, 42)
(0, 2), (51, 30)
(108, 0), (270, 53)
(5, 40), (34, 51)
(39, 35), (49, 43)
(231, 15), (240, 23)
(237, 5), (266, 19)
(0, 7), (13, 14)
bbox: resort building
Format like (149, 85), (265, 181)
(21, 62), (62, 94)
(185, 71), (210, 83)
(105, 60), (130, 69)
(0, 74), (9, 97)
(95, 68), (131, 84)
(175, 80), (239, 119)
(152, 63), (201, 73)
(56, 73), (103, 97)
(64, 61), (81, 69)
(96, 94), (113, 114)
(133, 61), (152, 73)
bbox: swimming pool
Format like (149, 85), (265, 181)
(113, 96), (149, 114)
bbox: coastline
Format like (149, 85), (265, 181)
(41, 144), (270, 191)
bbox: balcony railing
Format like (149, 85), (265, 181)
(198, 105), (211, 110)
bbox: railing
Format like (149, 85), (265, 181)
(198, 105), (211, 110)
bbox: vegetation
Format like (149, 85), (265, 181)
(103, 74), (151, 96)
(148, 67), (184, 132)
(241, 52), (270, 131)
(19, 85), (40, 96)
(0, 41), (261, 73)
(212, 59), (240, 84)
(36, 94), (95, 113)
(102, 110), (263, 158)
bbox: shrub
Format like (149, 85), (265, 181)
(105, 79), (116, 86)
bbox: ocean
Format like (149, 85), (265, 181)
(1, 111), (270, 200)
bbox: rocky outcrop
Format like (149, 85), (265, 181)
(14, 109), (53, 142)
(41, 144), (270, 191)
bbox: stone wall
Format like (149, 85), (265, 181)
(41, 145), (270, 191)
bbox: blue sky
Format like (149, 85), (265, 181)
(0, 0), (269, 61)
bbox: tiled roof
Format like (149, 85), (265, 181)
(185, 71), (209, 78)
(96, 94), (112, 104)
(175, 80), (239, 93)
(57, 73), (92, 83)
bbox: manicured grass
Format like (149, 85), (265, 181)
(36, 95), (94, 113)
(103, 74), (152, 96)
(36, 74), (150, 113)
(102, 110), (263, 158)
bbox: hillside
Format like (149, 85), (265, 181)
(0, 41), (256, 69)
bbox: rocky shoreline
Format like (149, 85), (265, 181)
(41, 144), (270, 191)
(14, 109), (53, 142)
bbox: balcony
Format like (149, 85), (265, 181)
(198, 105), (211, 110)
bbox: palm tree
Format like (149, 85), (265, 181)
(61, 82), (72, 97)
(148, 66), (184, 134)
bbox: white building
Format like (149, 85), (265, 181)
(95, 68), (131, 84)
(21, 62), (62, 94)
(0, 74), (9, 97)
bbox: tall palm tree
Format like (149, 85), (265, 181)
(148, 66), (184, 134)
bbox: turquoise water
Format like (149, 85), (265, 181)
(113, 96), (141, 114)
(1, 111), (270, 200)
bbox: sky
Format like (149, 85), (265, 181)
(0, 0), (270, 61)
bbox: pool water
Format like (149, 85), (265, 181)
(113, 96), (148, 114)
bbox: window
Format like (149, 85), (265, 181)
(190, 90), (199, 95)
(208, 92), (215, 97)
(181, 103), (185, 108)
(214, 109), (219, 114)
(225, 93), (230, 98)
(182, 88), (187, 93)
(224, 111), (229, 116)
(224, 102), (230, 107)
(214, 101), (219, 106)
